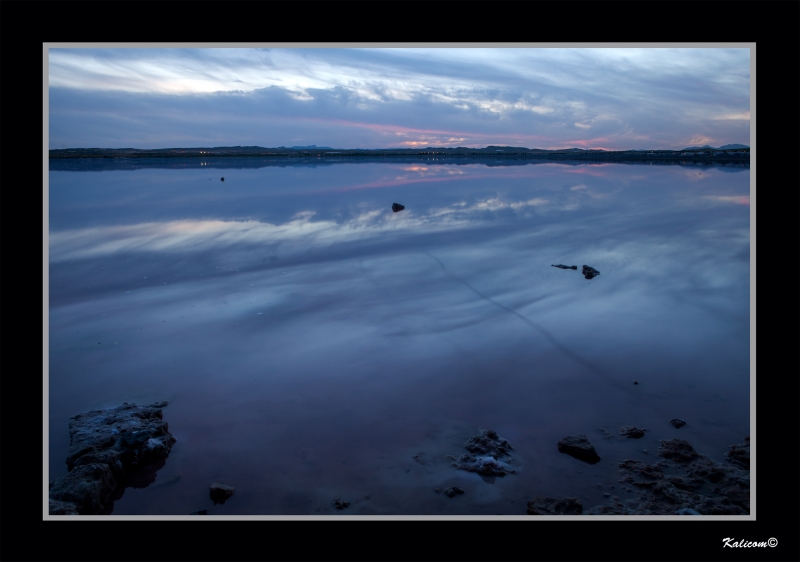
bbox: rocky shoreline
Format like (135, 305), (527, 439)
(48, 403), (749, 516)
(49, 401), (176, 515)
(528, 435), (750, 515)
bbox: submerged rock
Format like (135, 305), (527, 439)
(452, 429), (518, 476)
(443, 487), (465, 498)
(333, 497), (350, 509)
(220, 177), (225, 182)
(670, 418), (687, 429)
(675, 508), (702, 515)
(582, 265), (600, 279)
(726, 436), (750, 470)
(190, 509), (209, 515)
(391, 202), (405, 212)
(527, 496), (583, 515)
(49, 401), (176, 515)
(584, 437), (750, 515)
(557, 435), (601, 464)
(620, 426), (646, 439)
(551, 264), (577, 270)
(209, 483), (235, 505)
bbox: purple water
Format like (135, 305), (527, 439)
(48, 158), (750, 515)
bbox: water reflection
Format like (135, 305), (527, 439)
(49, 158), (750, 515)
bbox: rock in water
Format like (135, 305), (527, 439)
(584, 437), (750, 515)
(551, 264), (578, 270)
(670, 418), (687, 429)
(726, 436), (750, 470)
(443, 487), (465, 498)
(333, 498), (350, 509)
(220, 177), (225, 182)
(620, 426), (646, 439)
(582, 265), (600, 279)
(451, 429), (518, 476)
(527, 496), (583, 515)
(209, 483), (235, 504)
(49, 401), (176, 515)
(557, 435), (601, 464)
(49, 464), (117, 515)
(391, 203), (405, 212)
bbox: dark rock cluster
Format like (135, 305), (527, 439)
(48, 401), (176, 515)
(451, 429), (518, 476)
(551, 264), (577, 270)
(670, 418), (687, 429)
(584, 437), (750, 515)
(391, 203), (405, 212)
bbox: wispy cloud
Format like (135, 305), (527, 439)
(48, 47), (751, 150)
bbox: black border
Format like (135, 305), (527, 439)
(2, 1), (798, 561)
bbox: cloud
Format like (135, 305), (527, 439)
(48, 47), (751, 150)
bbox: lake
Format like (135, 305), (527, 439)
(47, 157), (751, 515)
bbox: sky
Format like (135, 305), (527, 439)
(48, 47), (751, 151)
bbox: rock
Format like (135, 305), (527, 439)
(726, 436), (749, 470)
(49, 463), (118, 515)
(675, 508), (702, 515)
(527, 496), (582, 515)
(391, 203), (405, 212)
(658, 439), (699, 463)
(333, 498), (350, 509)
(633, 381), (639, 385)
(557, 435), (601, 464)
(209, 483), (235, 505)
(620, 426), (645, 439)
(463, 429), (513, 457)
(49, 499), (79, 515)
(49, 401), (176, 515)
(220, 177), (224, 181)
(669, 418), (687, 429)
(584, 437), (750, 515)
(582, 265), (600, 279)
(551, 264), (577, 270)
(190, 510), (209, 515)
(451, 429), (517, 476)
(444, 487), (465, 498)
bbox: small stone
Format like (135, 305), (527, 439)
(602, 493), (611, 498)
(582, 265), (600, 279)
(670, 418), (687, 429)
(189, 510), (209, 515)
(557, 434), (601, 464)
(391, 203), (405, 212)
(551, 264), (577, 270)
(434, 488), (440, 493)
(333, 498), (350, 509)
(633, 381), (638, 385)
(620, 426), (645, 439)
(209, 483), (235, 504)
(220, 177), (225, 182)
(444, 487), (464, 498)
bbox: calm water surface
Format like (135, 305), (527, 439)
(48, 158), (751, 515)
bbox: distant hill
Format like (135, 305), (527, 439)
(290, 145), (332, 149)
(683, 144), (749, 150)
